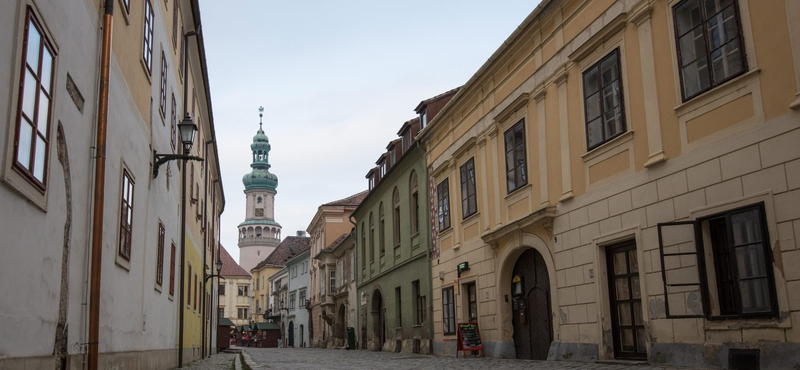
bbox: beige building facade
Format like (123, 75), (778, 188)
(419, 0), (800, 368)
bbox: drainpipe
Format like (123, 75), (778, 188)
(87, 1), (114, 369)
(178, 28), (198, 369)
(209, 179), (219, 355)
(201, 139), (214, 358)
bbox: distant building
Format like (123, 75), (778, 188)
(308, 191), (368, 348)
(239, 110), (282, 272)
(285, 245), (312, 348)
(315, 233), (358, 348)
(218, 245), (252, 327)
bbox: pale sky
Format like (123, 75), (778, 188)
(199, 1), (541, 264)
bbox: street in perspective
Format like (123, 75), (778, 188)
(1, 0), (800, 370)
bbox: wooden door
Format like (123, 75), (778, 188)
(607, 241), (646, 359)
(512, 248), (552, 360)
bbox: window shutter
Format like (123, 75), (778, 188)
(657, 221), (708, 318)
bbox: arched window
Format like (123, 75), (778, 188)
(410, 171), (419, 235)
(361, 222), (366, 268)
(393, 187), (400, 248)
(369, 213), (374, 263)
(257, 196), (262, 204)
(379, 203), (385, 256)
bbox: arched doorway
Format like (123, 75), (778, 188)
(371, 290), (385, 351)
(299, 324), (304, 347)
(511, 248), (552, 360)
(288, 320), (295, 347)
(337, 304), (346, 344)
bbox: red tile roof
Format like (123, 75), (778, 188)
(252, 236), (310, 270)
(219, 244), (251, 277)
(414, 87), (461, 112)
(322, 190), (369, 207)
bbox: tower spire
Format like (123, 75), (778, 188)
(258, 106), (264, 129)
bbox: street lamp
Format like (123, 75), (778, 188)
(152, 114), (203, 178)
(204, 258), (224, 283)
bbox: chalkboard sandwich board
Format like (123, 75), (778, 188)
(456, 322), (484, 358)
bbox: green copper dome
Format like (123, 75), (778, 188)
(242, 112), (278, 191)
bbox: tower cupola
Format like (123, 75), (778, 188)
(242, 107), (278, 191)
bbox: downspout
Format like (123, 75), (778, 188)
(201, 139), (214, 358)
(209, 179), (219, 355)
(179, 28), (198, 369)
(88, 1), (114, 369)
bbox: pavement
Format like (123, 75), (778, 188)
(175, 346), (714, 370)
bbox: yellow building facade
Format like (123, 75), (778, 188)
(420, 0), (799, 368)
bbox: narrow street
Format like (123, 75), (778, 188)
(191, 347), (714, 370)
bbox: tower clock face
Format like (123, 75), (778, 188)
(255, 208), (264, 217)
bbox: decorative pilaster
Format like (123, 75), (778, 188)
(632, 7), (667, 168)
(533, 88), (549, 208)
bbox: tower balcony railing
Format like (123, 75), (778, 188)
(238, 236), (280, 247)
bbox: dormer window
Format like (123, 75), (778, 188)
(402, 132), (410, 152)
(369, 176), (375, 190)
(380, 161), (386, 178)
(420, 109), (428, 129)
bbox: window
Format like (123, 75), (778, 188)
(172, 0), (179, 49)
(218, 307), (224, 318)
(187, 265), (192, 306)
(410, 172), (419, 234)
(179, 26), (185, 78)
(238, 285), (249, 296)
(437, 179), (451, 231)
(193, 273), (197, 310)
(414, 280), (425, 325)
(396, 287), (402, 327)
(169, 243), (176, 295)
(218, 283), (225, 296)
(330, 270), (336, 295)
(118, 170), (135, 260)
(171, 94), (177, 150)
(156, 222), (165, 286)
(393, 188), (401, 247)
(351, 252), (355, 281)
(369, 213), (375, 262)
(361, 223), (366, 269)
(442, 286), (455, 335)
(256, 277), (259, 290)
(299, 290), (306, 308)
(583, 49), (625, 150)
(658, 203), (777, 318)
(257, 196), (262, 204)
(159, 51), (167, 117)
(673, 0), (746, 101)
(142, 0), (154, 73)
(237, 307), (248, 319)
(466, 283), (478, 322)
(504, 119), (528, 193)
(420, 110), (428, 129)
(459, 158), (477, 219)
(289, 293), (296, 310)
(13, 10), (55, 189)
(379, 203), (385, 255)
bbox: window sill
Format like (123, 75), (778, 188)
(673, 68), (760, 118)
(581, 130), (634, 164)
(115, 253), (131, 271)
(462, 211), (480, 223)
(140, 57), (153, 84)
(704, 313), (790, 330)
(504, 183), (531, 200)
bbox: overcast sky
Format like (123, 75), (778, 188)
(199, 1), (540, 264)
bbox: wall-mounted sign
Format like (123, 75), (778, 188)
(457, 261), (469, 275)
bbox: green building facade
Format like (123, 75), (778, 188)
(354, 125), (434, 354)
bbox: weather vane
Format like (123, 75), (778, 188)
(258, 106), (264, 128)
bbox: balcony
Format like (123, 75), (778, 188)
(238, 236), (280, 247)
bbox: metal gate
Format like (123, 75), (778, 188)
(512, 248), (552, 360)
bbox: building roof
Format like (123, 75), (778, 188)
(252, 236), (310, 270)
(218, 317), (236, 327)
(414, 87), (461, 112)
(219, 244), (251, 277)
(386, 138), (401, 150)
(322, 190), (369, 207)
(397, 117), (420, 136)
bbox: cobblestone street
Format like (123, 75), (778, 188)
(229, 347), (712, 370)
